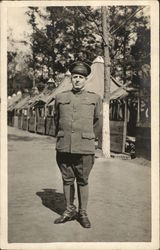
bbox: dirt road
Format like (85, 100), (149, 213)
(8, 126), (151, 242)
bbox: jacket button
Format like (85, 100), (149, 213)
(72, 130), (74, 133)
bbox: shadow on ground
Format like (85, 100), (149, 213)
(37, 189), (84, 227)
(36, 189), (66, 215)
(8, 133), (40, 142)
(8, 133), (54, 142)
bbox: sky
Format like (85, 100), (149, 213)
(7, 7), (32, 41)
(7, 7), (49, 54)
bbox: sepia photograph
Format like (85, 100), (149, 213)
(0, 1), (159, 249)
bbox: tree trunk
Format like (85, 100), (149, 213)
(101, 6), (111, 158)
(122, 99), (127, 153)
(73, 8), (78, 60)
(123, 7), (127, 85)
(32, 75), (35, 88)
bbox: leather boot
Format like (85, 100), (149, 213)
(54, 206), (77, 224)
(78, 210), (91, 228)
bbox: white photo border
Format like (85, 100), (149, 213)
(1, 1), (159, 249)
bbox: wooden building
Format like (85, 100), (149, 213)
(13, 95), (30, 130)
(29, 90), (55, 135)
(7, 94), (22, 127)
(27, 95), (39, 133)
(33, 100), (46, 135)
(109, 86), (129, 153)
(135, 87), (151, 160)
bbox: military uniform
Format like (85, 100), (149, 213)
(54, 89), (102, 154)
(54, 61), (102, 228)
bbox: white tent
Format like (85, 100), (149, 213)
(85, 56), (124, 99)
(48, 56), (128, 106)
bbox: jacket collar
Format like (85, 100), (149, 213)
(72, 88), (85, 95)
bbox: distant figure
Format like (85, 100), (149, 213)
(54, 61), (102, 228)
(140, 99), (147, 122)
(127, 101), (137, 137)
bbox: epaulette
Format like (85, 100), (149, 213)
(59, 90), (71, 94)
(61, 90), (71, 93)
(87, 90), (96, 95)
(56, 90), (71, 96)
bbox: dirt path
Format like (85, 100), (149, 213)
(8, 126), (151, 242)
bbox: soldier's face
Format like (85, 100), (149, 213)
(71, 74), (87, 90)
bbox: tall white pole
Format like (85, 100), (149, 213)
(102, 6), (111, 158)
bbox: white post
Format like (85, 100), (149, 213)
(102, 6), (111, 158)
(102, 101), (110, 158)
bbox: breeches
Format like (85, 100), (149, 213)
(56, 152), (95, 186)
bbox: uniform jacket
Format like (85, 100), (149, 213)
(54, 89), (102, 154)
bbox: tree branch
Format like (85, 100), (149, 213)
(110, 7), (144, 35)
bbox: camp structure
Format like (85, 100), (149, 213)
(109, 84), (136, 153)
(26, 85), (57, 135)
(31, 95), (48, 135)
(13, 95), (31, 130)
(21, 87), (40, 133)
(7, 93), (22, 127)
(23, 83), (57, 135)
(26, 94), (40, 133)
(135, 83), (151, 160)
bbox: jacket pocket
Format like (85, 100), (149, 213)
(81, 100), (96, 106)
(82, 132), (95, 140)
(81, 100), (96, 118)
(57, 130), (64, 137)
(59, 99), (70, 105)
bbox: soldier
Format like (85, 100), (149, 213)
(54, 61), (102, 228)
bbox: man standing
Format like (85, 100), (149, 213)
(54, 61), (102, 228)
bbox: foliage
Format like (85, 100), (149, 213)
(130, 27), (150, 88)
(109, 6), (150, 86)
(7, 6), (150, 95)
(25, 6), (103, 79)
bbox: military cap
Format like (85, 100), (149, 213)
(69, 61), (91, 77)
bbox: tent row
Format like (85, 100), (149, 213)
(7, 57), (151, 159)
